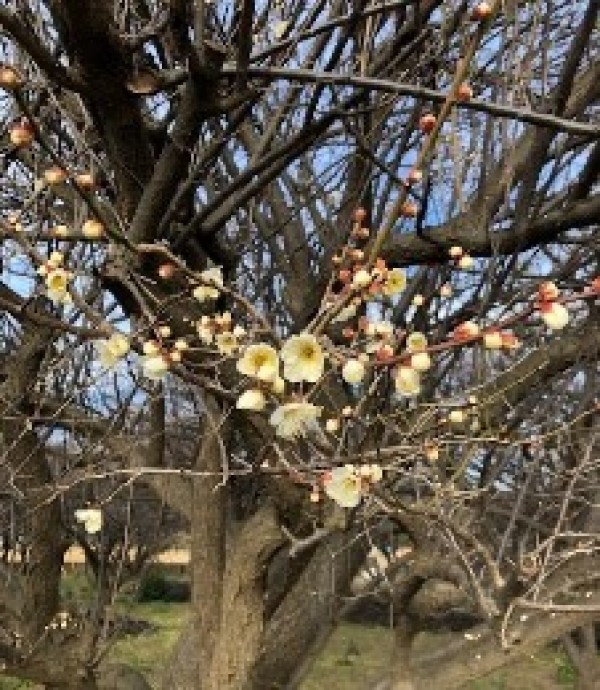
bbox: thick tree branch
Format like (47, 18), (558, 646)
(384, 194), (600, 265)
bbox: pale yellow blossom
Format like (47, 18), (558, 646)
(214, 311), (232, 328)
(365, 320), (394, 353)
(200, 266), (223, 286)
(53, 224), (71, 238)
(323, 465), (362, 508)
(216, 332), (238, 356)
(483, 331), (502, 349)
(395, 366), (420, 396)
(352, 269), (372, 288)
(96, 332), (130, 368)
(272, 377), (285, 395)
(236, 389), (266, 411)
(449, 409), (465, 424)
(48, 251), (64, 268)
(237, 343), (279, 382)
(273, 19), (289, 40)
(192, 284), (219, 303)
(410, 351), (431, 372)
(342, 358), (366, 384)
(142, 354), (169, 379)
(541, 302), (569, 330)
(281, 333), (324, 383)
(406, 332), (427, 352)
(369, 464), (383, 483)
(269, 401), (321, 439)
(458, 254), (474, 270)
(374, 321), (394, 338)
(197, 316), (213, 345)
(325, 418), (340, 433)
(193, 266), (223, 303)
(142, 340), (160, 355)
(382, 268), (406, 296)
(46, 268), (71, 303)
(74, 508), (102, 534)
(82, 219), (103, 239)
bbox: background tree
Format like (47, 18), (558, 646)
(0, 1), (600, 689)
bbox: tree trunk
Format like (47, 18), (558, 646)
(563, 625), (600, 690)
(389, 617), (416, 690)
(163, 510), (283, 690)
(190, 401), (227, 690)
(251, 531), (367, 689)
(161, 396), (226, 689)
(162, 398), (283, 690)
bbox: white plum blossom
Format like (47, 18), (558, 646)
(342, 358), (366, 384)
(236, 389), (266, 411)
(449, 409), (465, 424)
(215, 332), (238, 356)
(280, 333), (324, 383)
(541, 302), (569, 330)
(74, 508), (102, 534)
(382, 268), (406, 296)
(410, 351), (431, 372)
(197, 316), (213, 344)
(96, 332), (130, 369)
(406, 332), (427, 352)
(141, 354), (169, 380)
(323, 465), (362, 508)
(483, 331), (502, 349)
(395, 366), (420, 396)
(269, 401), (321, 439)
(352, 269), (372, 288)
(192, 266), (223, 303)
(237, 343), (279, 382)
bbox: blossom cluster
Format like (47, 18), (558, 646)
(235, 334), (323, 439)
(80, 208), (589, 510)
(20, 195), (591, 515)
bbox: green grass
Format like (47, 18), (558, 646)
(466, 647), (576, 690)
(0, 576), (582, 690)
(109, 601), (189, 685)
(299, 626), (577, 690)
(0, 680), (33, 689)
(300, 624), (393, 690)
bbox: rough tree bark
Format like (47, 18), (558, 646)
(162, 395), (284, 690)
